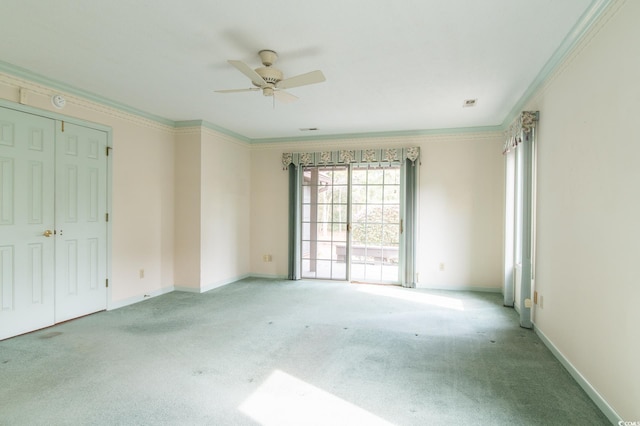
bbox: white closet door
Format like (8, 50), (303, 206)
(0, 108), (56, 340)
(55, 122), (108, 322)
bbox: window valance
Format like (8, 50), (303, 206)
(282, 147), (420, 169)
(502, 111), (539, 154)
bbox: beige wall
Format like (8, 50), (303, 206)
(200, 128), (251, 289)
(174, 128), (202, 290)
(249, 134), (505, 291)
(250, 148), (290, 277)
(0, 73), (176, 307)
(524, 0), (639, 419)
(5, 2), (634, 415)
(419, 135), (504, 289)
(174, 127), (252, 292)
(0, 74), (254, 300)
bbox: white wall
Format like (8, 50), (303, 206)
(0, 72), (176, 307)
(250, 134), (505, 291)
(525, 0), (639, 419)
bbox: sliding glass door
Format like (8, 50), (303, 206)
(350, 165), (401, 283)
(300, 164), (401, 284)
(301, 166), (349, 280)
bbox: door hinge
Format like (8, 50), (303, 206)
(106, 146), (112, 156)
(400, 219), (404, 234)
(105, 278), (109, 288)
(106, 213), (109, 222)
(61, 121), (65, 132)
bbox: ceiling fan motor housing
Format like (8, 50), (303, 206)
(254, 66), (283, 86)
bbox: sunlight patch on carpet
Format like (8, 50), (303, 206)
(239, 369), (393, 425)
(356, 285), (465, 311)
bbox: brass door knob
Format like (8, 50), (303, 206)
(43, 230), (53, 237)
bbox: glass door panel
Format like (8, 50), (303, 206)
(350, 165), (401, 283)
(301, 166), (348, 280)
(300, 164), (401, 284)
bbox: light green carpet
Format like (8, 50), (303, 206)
(0, 278), (609, 425)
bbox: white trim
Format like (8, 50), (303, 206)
(524, 0), (623, 112)
(173, 285), (203, 293)
(416, 284), (502, 293)
(107, 285), (175, 310)
(534, 326), (621, 425)
(250, 273), (288, 280)
(174, 274), (252, 294)
(200, 274), (251, 293)
(0, 71), (174, 133)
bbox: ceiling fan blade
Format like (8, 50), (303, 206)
(276, 70), (325, 90)
(273, 90), (298, 103)
(228, 60), (266, 87)
(215, 88), (260, 93)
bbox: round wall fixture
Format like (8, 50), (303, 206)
(51, 94), (66, 109)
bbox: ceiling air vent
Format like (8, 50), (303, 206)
(463, 99), (477, 107)
(299, 127), (318, 131)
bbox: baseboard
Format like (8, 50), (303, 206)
(417, 284), (502, 293)
(200, 274), (251, 293)
(108, 285), (175, 310)
(174, 274), (252, 294)
(173, 285), (201, 293)
(534, 326), (621, 425)
(249, 273), (288, 280)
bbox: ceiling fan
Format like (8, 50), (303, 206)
(215, 49), (326, 103)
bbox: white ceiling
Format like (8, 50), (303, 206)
(1, 0), (598, 140)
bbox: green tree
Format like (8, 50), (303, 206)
(351, 206), (399, 245)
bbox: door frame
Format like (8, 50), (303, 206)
(0, 99), (113, 310)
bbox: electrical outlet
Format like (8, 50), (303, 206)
(439, 262), (445, 271)
(139, 269), (144, 279)
(539, 295), (544, 309)
(263, 254), (272, 262)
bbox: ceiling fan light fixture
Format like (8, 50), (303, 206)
(215, 49), (325, 104)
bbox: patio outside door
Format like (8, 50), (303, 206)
(300, 164), (401, 284)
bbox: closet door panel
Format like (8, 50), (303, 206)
(55, 122), (108, 322)
(0, 107), (55, 340)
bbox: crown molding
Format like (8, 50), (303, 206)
(175, 120), (250, 143)
(0, 60), (175, 128)
(251, 130), (504, 152)
(0, 0), (615, 145)
(250, 125), (504, 145)
(501, 0), (613, 127)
